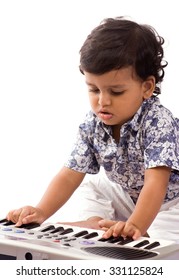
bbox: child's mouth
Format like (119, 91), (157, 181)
(98, 111), (113, 120)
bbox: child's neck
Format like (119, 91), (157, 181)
(112, 125), (120, 143)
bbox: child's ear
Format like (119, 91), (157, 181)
(142, 76), (156, 99)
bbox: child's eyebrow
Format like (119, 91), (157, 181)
(85, 81), (95, 86)
(85, 81), (126, 88)
(109, 85), (126, 88)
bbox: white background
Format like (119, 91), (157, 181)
(0, 0), (178, 222)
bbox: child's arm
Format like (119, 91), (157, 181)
(99, 166), (171, 239)
(7, 167), (85, 226)
(59, 216), (104, 230)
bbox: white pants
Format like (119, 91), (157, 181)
(78, 170), (179, 242)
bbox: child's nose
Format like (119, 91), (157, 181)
(98, 92), (111, 106)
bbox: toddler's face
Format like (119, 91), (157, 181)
(84, 66), (155, 128)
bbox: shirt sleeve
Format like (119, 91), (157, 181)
(143, 110), (179, 172)
(64, 112), (100, 174)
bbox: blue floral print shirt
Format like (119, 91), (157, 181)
(65, 97), (179, 204)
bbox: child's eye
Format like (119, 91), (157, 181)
(111, 90), (124, 96)
(88, 88), (100, 94)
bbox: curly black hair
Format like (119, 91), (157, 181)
(79, 17), (168, 95)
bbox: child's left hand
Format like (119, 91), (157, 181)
(98, 219), (142, 240)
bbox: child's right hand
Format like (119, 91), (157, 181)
(6, 206), (46, 227)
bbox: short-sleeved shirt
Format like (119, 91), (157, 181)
(65, 96), (179, 204)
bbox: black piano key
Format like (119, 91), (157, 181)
(3, 220), (15, 226)
(73, 230), (89, 237)
(59, 228), (74, 235)
(134, 240), (150, 248)
(83, 232), (99, 239)
(40, 225), (55, 232)
(50, 226), (64, 233)
(98, 236), (114, 242)
(118, 237), (133, 245)
(108, 236), (124, 243)
(144, 241), (160, 250)
(17, 222), (40, 229)
(0, 218), (9, 224)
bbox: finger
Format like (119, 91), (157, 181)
(120, 223), (136, 238)
(132, 229), (141, 240)
(112, 222), (125, 237)
(15, 208), (33, 226)
(100, 226), (110, 232)
(7, 209), (23, 224)
(20, 213), (38, 225)
(6, 210), (16, 222)
(121, 223), (141, 239)
(98, 219), (117, 228)
(102, 226), (115, 239)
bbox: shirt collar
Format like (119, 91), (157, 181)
(121, 96), (158, 132)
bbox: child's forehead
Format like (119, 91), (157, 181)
(84, 67), (138, 86)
